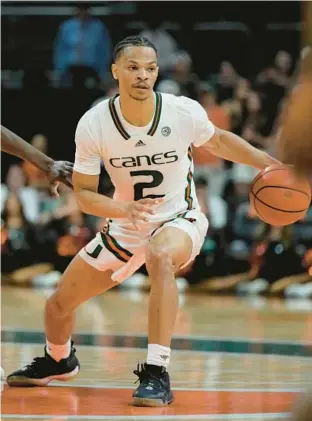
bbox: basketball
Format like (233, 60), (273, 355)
(249, 164), (311, 226)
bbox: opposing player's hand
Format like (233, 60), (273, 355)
(126, 198), (164, 231)
(46, 160), (73, 197)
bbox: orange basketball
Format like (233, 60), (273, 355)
(249, 164), (311, 226)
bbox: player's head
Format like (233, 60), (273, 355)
(112, 36), (158, 102)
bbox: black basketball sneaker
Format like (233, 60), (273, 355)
(7, 342), (80, 387)
(132, 363), (174, 407)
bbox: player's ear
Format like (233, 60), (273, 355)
(111, 63), (118, 80)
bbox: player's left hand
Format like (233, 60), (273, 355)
(46, 160), (73, 197)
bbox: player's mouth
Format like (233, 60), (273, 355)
(133, 84), (149, 90)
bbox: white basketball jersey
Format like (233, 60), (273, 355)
(74, 93), (215, 225)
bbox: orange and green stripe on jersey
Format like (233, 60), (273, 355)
(184, 146), (194, 210)
(101, 228), (133, 263)
(109, 92), (162, 140)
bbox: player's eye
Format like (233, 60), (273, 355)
(129, 66), (138, 71)
(148, 67), (156, 72)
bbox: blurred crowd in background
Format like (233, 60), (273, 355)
(1, 2), (312, 297)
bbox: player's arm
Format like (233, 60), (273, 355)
(202, 127), (280, 170)
(73, 171), (129, 218)
(1, 125), (73, 195)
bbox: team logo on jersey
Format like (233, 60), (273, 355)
(109, 150), (178, 168)
(161, 126), (171, 137)
(135, 140), (146, 147)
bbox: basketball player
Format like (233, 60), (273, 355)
(1, 125), (73, 195)
(7, 36), (279, 407)
(276, 47), (312, 173)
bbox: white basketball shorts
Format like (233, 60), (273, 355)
(79, 212), (208, 283)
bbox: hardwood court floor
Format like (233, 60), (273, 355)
(1, 286), (312, 421)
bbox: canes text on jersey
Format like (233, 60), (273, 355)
(109, 150), (178, 168)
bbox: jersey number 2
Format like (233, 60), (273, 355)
(130, 170), (165, 200)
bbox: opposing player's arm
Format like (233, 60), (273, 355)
(202, 127), (280, 170)
(1, 125), (54, 170)
(1, 125), (73, 195)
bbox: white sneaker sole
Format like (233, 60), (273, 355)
(132, 395), (174, 407)
(7, 366), (79, 387)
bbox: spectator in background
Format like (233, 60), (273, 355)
(257, 50), (292, 90)
(140, 18), (178, 75)
(1, 193), (52, 285)
(230, 163), (259, 206)
(237, 225), (303, 295)
(183, 177), (227, 285)
(53, 3), (111, 87)
(210, 61), (240, 102)
(1, 164), (40, 223)
(54, 207), (95, 273)
(169, 51), (200, 99)
(222, 78), (251, 134)
(193, 83), (230, 196)
(157, 79), (181, 96)
(239, 91), (268, 148)
(256, 50), (292, 130)
(195, 176), (228, 231)
(22, 134), (49, 189)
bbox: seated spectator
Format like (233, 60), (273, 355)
(257, 50), (292, 90)
(53, 207), (95, 272)
(191, 203), (266, 293)
(1, 193), (52, 285)
(239, 91), (268, 148)
(183, 177), (227, 285)
(210, 60), (240, 102)
(237, 225), (304, 295)
(224, 163), (259, 218)
(222, 78), (251, 134)
(256, 50), (293, 130)
(53, 3), (112, 87)
(1, 164), (40, 223)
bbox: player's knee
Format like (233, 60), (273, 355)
(46, 293), (70, 319)
(146, 242), (174, 275)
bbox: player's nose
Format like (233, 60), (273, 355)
(137, 69), (148, 80)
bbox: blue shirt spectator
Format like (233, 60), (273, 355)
(53, 4), (111, 82)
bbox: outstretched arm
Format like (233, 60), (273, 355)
(1, 125), (73, 195)
(201, 127), (280, 171)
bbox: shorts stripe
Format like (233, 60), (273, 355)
(100, 232), (133, 263)
(184, 146), (194, 210)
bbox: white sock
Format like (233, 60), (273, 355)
(46, 338), (71, 362)
(146, 344), (171, 369)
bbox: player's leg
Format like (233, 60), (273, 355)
(133, 215), (208, 406)
(7, 254), (117, 387)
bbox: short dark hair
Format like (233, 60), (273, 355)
(113, 35), (157, 63)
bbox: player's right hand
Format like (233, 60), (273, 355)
(126, 198), (164, 231)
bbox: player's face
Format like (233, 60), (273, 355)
(112, 46), (159, 101)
